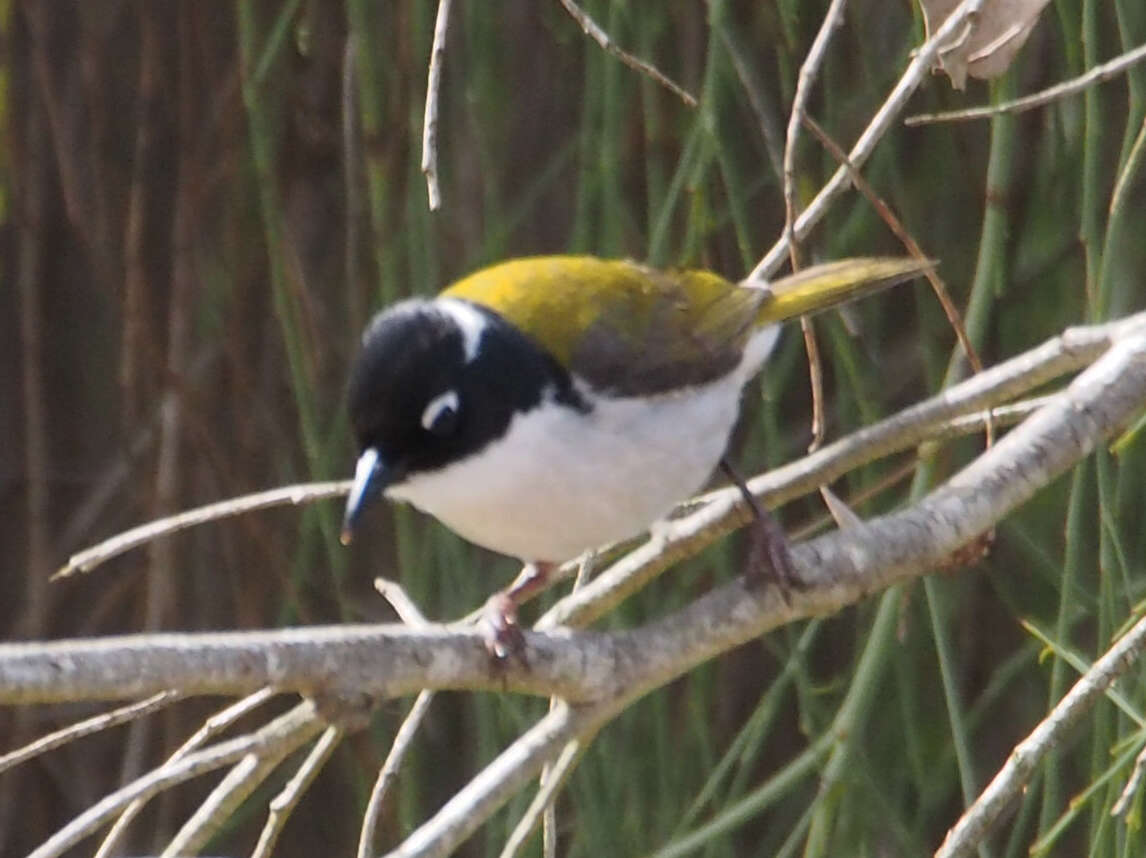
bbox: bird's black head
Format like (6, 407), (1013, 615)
(340, 297), (587, 541)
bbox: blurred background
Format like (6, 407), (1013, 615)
(3, 1), (1146, 855)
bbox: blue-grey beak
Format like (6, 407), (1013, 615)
(341, 447), (384, 545)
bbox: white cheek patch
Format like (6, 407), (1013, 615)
(438, 298), (488, 362)
(421, 389), (460, 431)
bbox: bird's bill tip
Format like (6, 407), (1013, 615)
(341, 447), (383, 545)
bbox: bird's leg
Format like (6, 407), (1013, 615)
(483, 561), (554, 660)
(720, 458), (797, 592)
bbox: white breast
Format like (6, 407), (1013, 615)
(388, 324), (780, 563)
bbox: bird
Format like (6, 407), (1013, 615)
(339, 255), (929, 650)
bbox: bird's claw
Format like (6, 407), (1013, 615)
(482, 592), (528, 665)
(744, 509), (797, 602)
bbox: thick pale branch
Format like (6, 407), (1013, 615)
(0, 625), (616, 706)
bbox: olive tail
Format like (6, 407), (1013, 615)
(751, 257), (935, 325)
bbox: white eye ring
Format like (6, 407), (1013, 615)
(421, 390), (461, 433)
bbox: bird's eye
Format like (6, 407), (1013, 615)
(421, 390), (461, 436)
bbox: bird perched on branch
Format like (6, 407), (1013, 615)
(340, 255), (929, 652)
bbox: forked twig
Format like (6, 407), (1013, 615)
(752, 0), (987, 280)
(906, 41), (1146, 126)
(252, 725), (344, 858)
(35, 702), (319, 858)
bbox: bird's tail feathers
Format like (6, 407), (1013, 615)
(750, 257), (934, 324)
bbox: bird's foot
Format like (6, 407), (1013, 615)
(480, 561), (554, 663)
(721, 458), (798, 598)
(482, 592), (527, 663)
(743, 508), (797, 596)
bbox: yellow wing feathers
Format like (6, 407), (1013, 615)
(442, 255), (930, 394)
(443, 257), (755, 373)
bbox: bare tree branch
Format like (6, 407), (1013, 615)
(936, 609), (1146, 857)
(0, 691), (183, 774)
(55, 481), (348, 579)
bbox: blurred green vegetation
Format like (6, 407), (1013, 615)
(3, 1), (1146, 856)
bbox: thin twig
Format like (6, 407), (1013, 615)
(421, 0), (452, 211)
(819, 485), (864, 530)
(359, 584), (435, 858)
(1112, 737), (1146, 817)
(533, 552), (597, 857)
(359, 690), (437, 858)
(0, 692), (183, 774)
(751, 0), (987, 280)
(928, 396), (1053, 440)
(906, 41), (1146, 126)
(936, 609), (1146, 857)
(385, 703), (594, 858)
(375, 578), (431, 626)
(799, 111), (995, 457)
(791, 396), (1055, 541)
(799, 115), (982, 375)
(498, 738), (589, 858)
(55, 481), (349, 578)
(251, 725), (344, 858)
(557, 0), (697, 107)
(782, 0), (848, 268)
(800, 317), (827, 451)
(781, 0), (848, 452)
